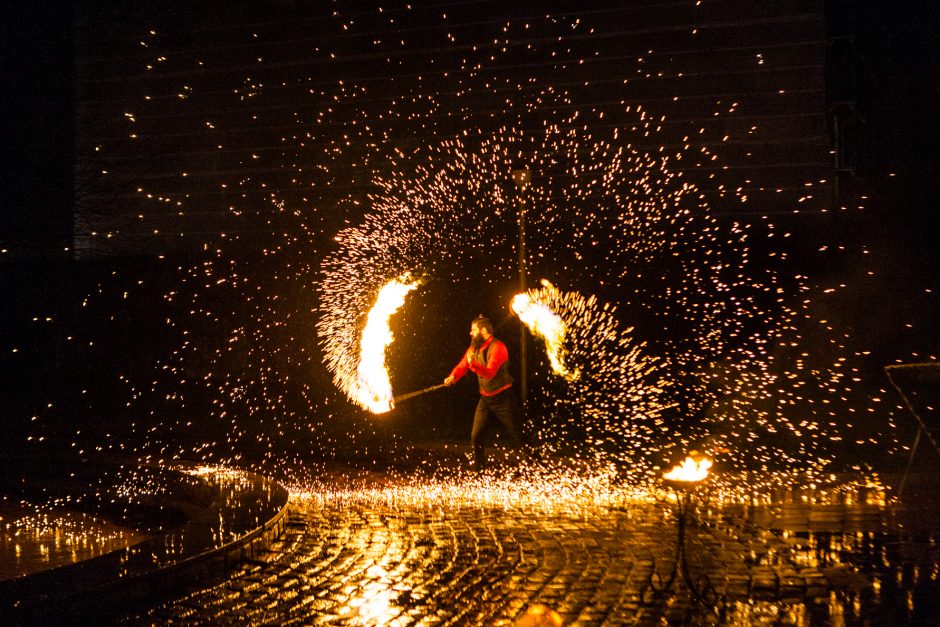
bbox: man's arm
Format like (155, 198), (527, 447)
(445, 350), (472, 385)
(467, 340), (507, 380)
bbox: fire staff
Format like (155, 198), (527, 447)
(444, 315), (522, 469)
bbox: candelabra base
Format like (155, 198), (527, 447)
(641, 488), (722, 611)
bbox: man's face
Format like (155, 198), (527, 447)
(470, 323), (485, 346)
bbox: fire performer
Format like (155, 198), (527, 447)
(444, 315), (522, 469)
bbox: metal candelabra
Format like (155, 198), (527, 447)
(642, 479), (720, 608)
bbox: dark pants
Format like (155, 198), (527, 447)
(471, 388), (521, 466)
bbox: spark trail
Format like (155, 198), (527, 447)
(55, 3), (914, 488)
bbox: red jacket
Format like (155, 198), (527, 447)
(449, 336), (513, 396)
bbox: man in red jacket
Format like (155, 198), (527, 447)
(444, 315), (522, 469)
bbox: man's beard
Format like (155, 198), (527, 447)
(470, 334), (484, 348)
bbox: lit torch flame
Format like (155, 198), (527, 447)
(511, 279), (580, 380)
(663, 455), (712, 483)
(354, 276), (419, 413)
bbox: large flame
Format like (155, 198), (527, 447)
(354, 276), (419, 413)
(663, 455), (712, 483)
(511, 280), (580, 380)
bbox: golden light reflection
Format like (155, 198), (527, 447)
(0, 502), (146, 581)
(181, 464), (248, 481)
(341, 563), (398, 625)
(278, 467), (932, 625)
(515, 603), (565, 626)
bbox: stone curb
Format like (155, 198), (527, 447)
(0, 464), (289, 625)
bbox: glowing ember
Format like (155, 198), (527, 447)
(663, 455), (712, 483)
(512, 280), (580, 381)
(353, 276), (419, 413)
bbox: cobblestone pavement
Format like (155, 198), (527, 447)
(120, 468), (940, 626)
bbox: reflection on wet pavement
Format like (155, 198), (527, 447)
(0, 462), (288, 623)
(0, 501), (148, 581)
(129, 471), (940, 625)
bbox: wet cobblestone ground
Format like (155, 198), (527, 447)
(122, 469), (940, 626)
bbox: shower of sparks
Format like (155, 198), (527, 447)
(502, 275), (665, 472)
(353, 276), (420, 413)
(12, 2), (930, 493)
(511, 280), (579, 381)
(282, 457), (888, 518)
(316, 123), (708, 476)
(663, 455), (713, 483)
(310, 106), (902, 481)
(290, 461), (655, 514)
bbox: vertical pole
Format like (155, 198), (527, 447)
(518, 191), (528, 409)
(512, 169), (531, 410)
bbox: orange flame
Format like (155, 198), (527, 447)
(511, 279), (579, 380)
(663, 455), (712, 482)
(354, 276), (419, 413)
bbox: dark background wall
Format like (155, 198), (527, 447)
(1, 2), (75, 258)
(3, 2), (936, 258)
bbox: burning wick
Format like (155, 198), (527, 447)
(663, 455), (712, 483)
(511, 279), (580, 381)
(354, 276), (419, 413)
